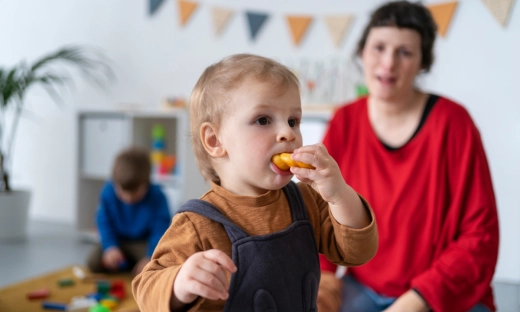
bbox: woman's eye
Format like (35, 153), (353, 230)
(375, 44), (384, 52)
(399, 49), (411, 57)
(256, 117), (269, 125)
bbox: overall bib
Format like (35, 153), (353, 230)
(177, 181), (321, 312)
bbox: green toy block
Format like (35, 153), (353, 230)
(152, 124), (166, 140)
(58, 277), (75, 287)
(96, 280), (111, 295)
(88, 303), (111, 312)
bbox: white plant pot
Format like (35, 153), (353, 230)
(0, 189), (31, 241)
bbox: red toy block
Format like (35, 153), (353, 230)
(27, 287), (51, 300)
(109, 280), (126, 300)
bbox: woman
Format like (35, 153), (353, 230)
(318, 1), (499, 312)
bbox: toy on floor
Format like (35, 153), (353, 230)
(58, 277), (75, 287)
(27, 287), (51, 299)
(68, 296), (98, 311)
(88, 303), (111, 312)
(41, 300), (68, 310)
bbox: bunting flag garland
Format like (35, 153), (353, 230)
(149, 0), (166, 15)
(178, 0), (199, 26)
(482, 0), (516, 27)
(427, 2), (458, 37)
(286, 15), (313, 46)
(246, 11), (270, 41)
(147, 1), (515, 45)
(211, 7), (234, 36)
(324, 15), (354, 48)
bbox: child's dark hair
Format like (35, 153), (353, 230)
(356, 1), (437, 72)
(112, 146), (151, 191)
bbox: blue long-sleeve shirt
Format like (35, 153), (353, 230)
(96, 181), (171, 257)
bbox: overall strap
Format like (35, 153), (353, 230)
(177, 199), (249, 242)
(282, 181), (309, 222)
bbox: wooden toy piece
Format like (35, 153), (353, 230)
(110, 280), (126, 300)
(58, 277), (75, 287)
(96, 280), (111, 295)
(100, 298), (119, 310)
(88, 303), (111, 312)
(42, 300), (68, 310)
(73, 266), (86, 280)
(27, 287), (51, 300)
(68, 296), (97, 311)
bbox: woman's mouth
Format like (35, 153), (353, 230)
(377, 75), (396, 85)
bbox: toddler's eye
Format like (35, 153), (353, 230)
(288, 119), (297, 127)
(256, 117), (269, 125)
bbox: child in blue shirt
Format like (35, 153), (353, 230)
(87, 146), (171, 276)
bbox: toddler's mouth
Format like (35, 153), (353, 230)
(271, 162), (293, 176)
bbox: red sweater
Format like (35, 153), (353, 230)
(321, 96), (499, 312)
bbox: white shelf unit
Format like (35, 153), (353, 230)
(76, 109), (207, 241)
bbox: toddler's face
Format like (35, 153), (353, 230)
(216, 78), (302, 196)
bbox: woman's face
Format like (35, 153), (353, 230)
(361, 26), (423, 101)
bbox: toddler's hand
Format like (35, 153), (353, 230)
(173, 249), (237, 306)
(290, 144), (348, 205)
(102, 246), (125, 270)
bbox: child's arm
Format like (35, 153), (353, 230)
(171, 249), (237, 310)
(290, 144), (371, 229)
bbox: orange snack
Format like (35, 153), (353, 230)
(272, 153), (315, 170)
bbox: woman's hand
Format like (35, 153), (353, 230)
(383, 290), (430, 312)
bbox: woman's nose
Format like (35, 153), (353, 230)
(381, 51), (397, 70)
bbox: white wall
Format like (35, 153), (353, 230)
(1, 0), (519, 281)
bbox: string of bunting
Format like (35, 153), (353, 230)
(149, 0), (517, 46)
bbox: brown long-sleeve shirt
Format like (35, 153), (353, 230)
(132, 182), (378, 311)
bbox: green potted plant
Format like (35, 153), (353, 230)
(0, 45), (113, 240)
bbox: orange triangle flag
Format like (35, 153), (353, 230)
(482, 0), (516, 27)
(324, 15), (354, 48)
(427, 2), (458, 37)
(286, 15), (313, 46)
(211, 7), (234, 36)
(178, 0), (198, 26)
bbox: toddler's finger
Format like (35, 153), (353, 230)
(190, 267), (228, 296)
(186, 279), (229, 301)
(198, 258), (230, 289)
(203, 249), (237, 273)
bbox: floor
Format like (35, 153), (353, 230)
(0, 220), (519, 311)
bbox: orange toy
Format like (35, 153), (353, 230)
(272, 153), (315, 170)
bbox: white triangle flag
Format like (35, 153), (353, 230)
(482, 0), (516, 27)
(324, 15), (354, 48)
(211, 7), (234, 36)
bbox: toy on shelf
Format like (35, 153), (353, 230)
(150, 124), (176, 176)
(162, 97), (186, 110)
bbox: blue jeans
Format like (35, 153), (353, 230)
(340, 275), (491, 312)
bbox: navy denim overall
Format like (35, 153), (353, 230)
(177, 181), (321, 311)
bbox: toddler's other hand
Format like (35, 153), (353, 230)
(173, 249), (237, 306)
(102, 246), (125, 270)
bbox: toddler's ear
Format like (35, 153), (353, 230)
(201, 122), (226, 158)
